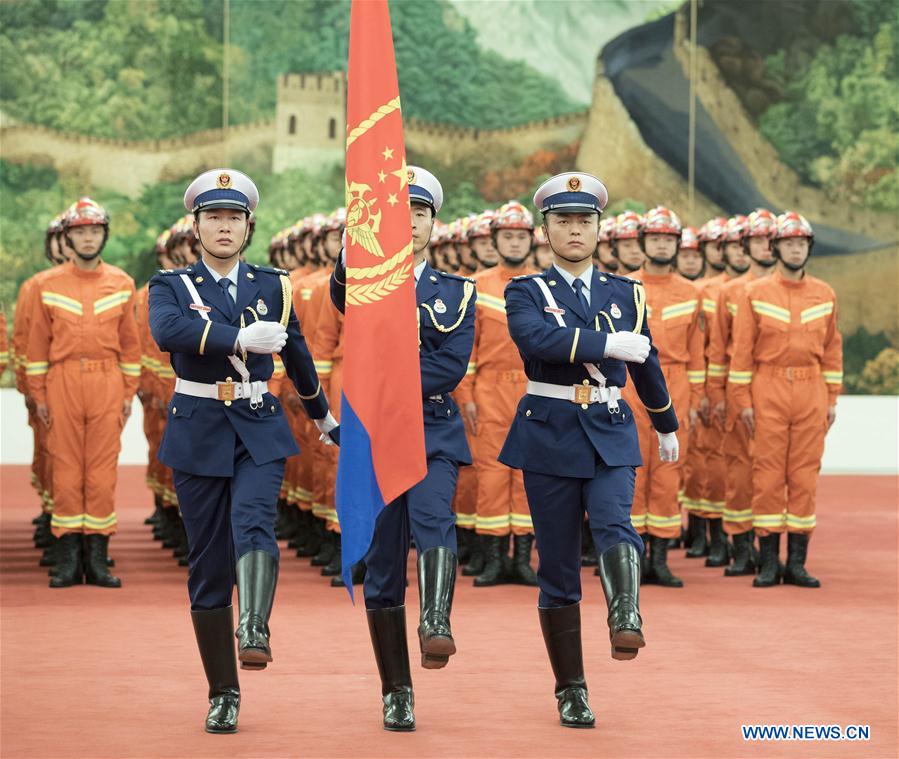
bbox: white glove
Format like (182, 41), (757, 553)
(314, 411), (339, 447)
(237, 321), (287, 354)
(604, 332), (651, 363)
(657, 431), (679, 463)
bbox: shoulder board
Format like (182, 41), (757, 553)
(438, 270), (475, 283)
(607, 272), (642, 285)
(511, 272), (541, 282)
(156, 267), (191, 276)
(251, 264), (288, 275)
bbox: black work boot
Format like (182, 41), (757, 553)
(580, 521), (598, 566)
(783, 533), (820, 588)
(331, 561), (366, 587)
(145, 494), (162, 525)
(287, 508), (306, 550)
(40, 536), (58, 568)
(538, 604), (595, 728)
(473, 535), (507, 587)
(637, 533), (652, 582)
(648, 535), (683, 587)
(310, 530), (335, 566)
(455, 526), (471, 565)
(173, 516), (189, 559)
(417, 547), (457, 669)
(235, 550), (278, 670)
(322, 534), (342, 577)
(597, 543), (646, 660)
(509, 534), (539, 586)
(462, 532), (485, 576)
(83, 534), (122, 588)
(295, 511), (322, 557)
(48, 533), (84, 588)
(724, 531), (756, 576)
(753, 533), (781, 587)
(191, 606), (240, 734)
(367, 606), (415, 731)
(685, 516), (709, 558)
(160, 507), (181, 549)
(705, 518), (729, 567)
(274, 499), (291, 540)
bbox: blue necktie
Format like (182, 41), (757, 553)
(219, 278), (234, 320)
(573, 278), (590, 320)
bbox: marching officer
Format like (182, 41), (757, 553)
(26, 198), (141, 588)
(500, 173), (679, 728)
(330, 166), (476, 732)
(729, 212), (841, 588)
(457, 200), (538, 587)
(148, 169), (335, 733)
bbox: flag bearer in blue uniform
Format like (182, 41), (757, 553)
(149, 169), (337, 734)
(499, 172), (680, 729)
(330, 167), (476, 732)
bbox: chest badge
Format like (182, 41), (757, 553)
(610, 303), (622, 319)
(256, 298), (268, 316)
(433, 298), (447, 314)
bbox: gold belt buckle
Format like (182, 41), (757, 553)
(573, 385), (592, 405)
(217, 381), (236, 401)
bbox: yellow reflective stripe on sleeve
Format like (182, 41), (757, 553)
(723, 507), (753, 521)
(83, 513), (118, 530)
(707, 363), (727, 377)
(728, 370), (752, 384)
(25, 361), (49, 375)
(301, 288), (313, 300)
(199, 322), (211, 355)
(157, 366), (175, 379)
(785, 513), (817, 528)
(476, 292), (506, 314)
(644, 398), (672, 413)
(800, 301), (834, 324)
(726, 301), (738, 316)
(41, 291), (83, 316)
(465, 361), (476, 376)
(645, 513), (684, 528)
(660, 299), (698, 320)
(569, 328), (580, 363)
(687, 370), (706, 383)
(298, 381), (321, 400)
(314, 360), (333, 375)
(93, 290), (131, 314)
(823, 371), (843, 384)
(751, 300), (791, 323)
(119, 362), (141, 377)
(702, 298), (717, 314)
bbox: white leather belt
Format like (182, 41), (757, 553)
(175, 377), (268, 408)
(527, 380), (621, 412)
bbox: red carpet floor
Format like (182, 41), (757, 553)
(1, 466), (897, 758)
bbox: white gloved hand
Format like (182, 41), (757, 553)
(314, 411), (339, 447)
(657, 431), (679, 462)
(603, 332), (651, 363)
(237, 321), (287, 354)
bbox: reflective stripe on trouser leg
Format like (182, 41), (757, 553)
(722, 417), (753, 535)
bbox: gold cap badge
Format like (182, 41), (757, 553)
(567, 176), (581, 192)
(407, 169), (416, 185)
(217, 173), (232, 189)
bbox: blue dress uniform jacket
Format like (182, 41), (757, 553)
(149, 259), (328, 477)
(499, 269), (678, 477)
(330, 259), (474, 466)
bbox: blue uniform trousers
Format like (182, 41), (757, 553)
(523, 460), (642, 607)
(173, 440), (284, 610)
(363, 456), (459, 609)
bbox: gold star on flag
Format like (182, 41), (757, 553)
(387, 193), (399, 206)
(391, 156), (409, 189)
(377, 170), (387, 183)
(381, 146), (394, 161)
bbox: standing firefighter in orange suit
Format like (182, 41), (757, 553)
(26, 198), (141, 588)
(729, 212), (841, 588)
(457, 200), (538, 587)
(706, 210), (778, 574)
(622, 207), (705, 587)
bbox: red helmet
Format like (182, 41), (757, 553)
(598, 218), (616, 243)
(773, 211), (814, 240)
(156, 228), (172, 255)
(322, 207), (347, 233)
(613, 211), (642, 240)
(431, 219), (448, 246)
(723, 215), (748, 243)
(642, 206), (682, 236)
(492, 200), (534, 232)
(467, 209), (497, 240)
(47, 213), (64, 235)
(680, 227), (700, 251)
(744, 208), (777, 239)
(64, 197), (109, 228)
(698, 217), (728, 243)
(310, 213), (328, 239)
(533, 225), (548, 246)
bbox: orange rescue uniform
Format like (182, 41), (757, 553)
(455, 264), (535, 536)
(624, 270), (705, 538)
(26, 261), (141, 536)
(729, 269), (842, 536)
